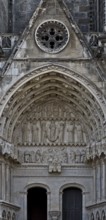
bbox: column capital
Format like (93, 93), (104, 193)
(49, 211), (61, 220)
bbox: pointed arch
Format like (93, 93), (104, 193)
(0, 64), (105, 146)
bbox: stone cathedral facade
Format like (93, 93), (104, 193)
(0, 0), (106, 220)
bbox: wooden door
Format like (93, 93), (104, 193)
(62, 187), (82, 220)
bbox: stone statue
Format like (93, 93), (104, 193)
(59, 121), (65, 144)
(41, 121), (47, 145)
(67, 122), (74, 144)
(24, 151), (32, 163)
(27, 121), (32, 144)
(35, 150), (42, 163)
(32, 121), (40, 145)
(47, 121), (59, 142)
(48, 157), (62, 173)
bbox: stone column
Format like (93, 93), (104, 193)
(49, 188), (60, 220)
(82, 191), (89, 220)
(47, 191), (51, 220)
(1, 162), (6, 200)
(23, 192), (27, 220)
(101, 159), (106, 200)
(50, 190), (59, 211)
(0, 163), (2, 199)
(16, 191), (27, 220)
(5, 163), (10, 201)
(96, 160), (101, 201)
(92, 161), (96, 202)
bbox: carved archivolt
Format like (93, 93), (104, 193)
(0, 65), (105, 156)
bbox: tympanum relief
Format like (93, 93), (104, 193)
(13, 102), (86, 145)
(14, 120), (86, 146)
(13, 102), (86, 147)
(13, 102), (87, 167)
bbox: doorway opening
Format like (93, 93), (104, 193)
(27, 187), (47, 220)
(62, 187), (82, 220)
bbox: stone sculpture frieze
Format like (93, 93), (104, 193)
(18, 147), (86, 165)
(13, 102), (86, 146)
(14, 120), (86, 146)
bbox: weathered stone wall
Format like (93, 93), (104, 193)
(0, 0), (104, 34)
(66, 0), (90, 32)
(13, 0), (40, 33)
(0, 0), (8, 33)
(13, 0), (90, 33)
(0, 163), (2, 199)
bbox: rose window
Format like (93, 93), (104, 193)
(35, 20), (69, 53)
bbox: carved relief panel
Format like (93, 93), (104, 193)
(18, 147), (86, 165)
(14, 120), (86, 146)
(15, 120), (86, 145)
(12, 102), (87, 169)
(13, 101), (87, 147)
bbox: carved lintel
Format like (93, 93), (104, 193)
(19, 147), (86, 165)
(49, 211), (61, 220)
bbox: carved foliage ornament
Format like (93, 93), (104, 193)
(35, 20), (70, 53)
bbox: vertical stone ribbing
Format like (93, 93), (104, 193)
(96, 161), (101, 201)
(13, 0), (40, 33)
(101, 159), (106, 200)
(98, 0), (104, 32)
(0, 0), (8, 33)
(103, 0), (106, 31)
(8, 0), (13, 33)
(92, 162), (96, 202)
(1, 162), (6, 200)
(12, 0), (90, 33)
(5, 164), (10, 201)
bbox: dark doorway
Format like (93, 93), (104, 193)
(27, 187), (47, 220)
(62, 187), (82, 220)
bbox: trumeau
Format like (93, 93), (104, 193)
(0, 0), (106, 220)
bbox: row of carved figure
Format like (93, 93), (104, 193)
(25, 102), (75, 120)
(13, 120), (86, 145)
(18, 147), (86, 164)
(2, 210), (16, 220)
(90, 210), (105, 220)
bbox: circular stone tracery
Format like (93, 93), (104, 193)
(35, 20), (69, 53)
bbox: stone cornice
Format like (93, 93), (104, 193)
(0, 200), (20, 211)
(86, 201), (106, 209)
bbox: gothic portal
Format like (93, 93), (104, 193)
(0, 0), (106, 220)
